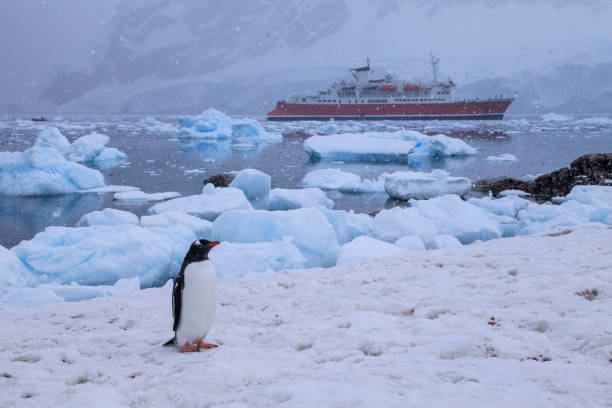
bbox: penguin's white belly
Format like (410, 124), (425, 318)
(176, 261), (217, 345)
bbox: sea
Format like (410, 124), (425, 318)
(1, 114), (612, 248)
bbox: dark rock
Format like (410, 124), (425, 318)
(203, 173), (235, 187)
(474, 153), (612, 201)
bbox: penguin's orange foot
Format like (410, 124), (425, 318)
(181, 344), (199, 353)
(197, 341), (218, 349)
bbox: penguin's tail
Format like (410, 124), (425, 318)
(163, 336), (177, 347)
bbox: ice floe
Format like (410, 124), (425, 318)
(229, 168), (271, 205)
(148, 183), (253, 220)
(302, 168), (385, 193)
(113, 191), (181, 202)
(76, 208), (139, 227)
(573, 117), (612, 126)
(384, 169), (471, 200)
(487, 153), (518, 161)
(178, 109), (279, 140)
(268, 188), (334, 210)
(541, 113), (574, 121)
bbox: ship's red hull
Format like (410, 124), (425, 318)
(267, 99), (513, 121)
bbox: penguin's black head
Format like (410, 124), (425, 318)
(184, 239), (220, 263)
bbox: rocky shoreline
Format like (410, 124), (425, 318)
(474, 153), (612, 201)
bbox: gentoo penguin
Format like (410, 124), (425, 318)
(163, 239), (220, 352)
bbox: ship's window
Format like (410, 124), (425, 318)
(333, 100), (336, 102)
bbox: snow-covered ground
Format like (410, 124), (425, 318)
(1, 225), (611, 407)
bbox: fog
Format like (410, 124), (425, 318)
(1, 0), (611, 114)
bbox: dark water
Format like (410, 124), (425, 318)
(1, 114), (611, 248)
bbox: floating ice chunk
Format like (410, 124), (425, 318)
(401, 131), (477, 157)
(139, 117), (177, 132)
(114, 191), (181, 202)
(232, 118), (281, 141)
(541, 113), (574, 122)
(210, 240), (306, 280)
(33, 126), (70, 153)
(12, 225), (174, 287)
(177, 109), (233, 139)
(80, 185), (140, 194)
(212, 208), (339, 267)
(0, 146), (104, 196)
(93, 147), (127, 167)
(565, 185), (612, 212)
(76, 208), (139, 227)
(140, 211), (213, 238)
(66, 132), (109, 163)
(499, 189), (530, 197)
(468, 195), (530, 218)
(429, 235), (463, 250)
(573, 117), (612, 126)
(486, 153), (517, 162)
(268, 188), (334, 211)
(337, 236), (406, 265)
(322, 209), (370, 245)
(394, 235), (426, 251)
(149, 184), (253, 220)
(0, 245), (30, 287)
(302, 168), (385, 193)
(369, 207), (437, 244)
(319, 122), (339, 134)
(304, 132), (417, 162)
(410, 195), (501, 244)
(384, 169), (471, 200)
(229, 168), (271, 203)
(517, 201), (597, 235)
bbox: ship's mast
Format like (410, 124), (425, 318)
(430, 52), (439, 84)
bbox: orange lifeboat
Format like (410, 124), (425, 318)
(403, 83), (420, 91)
(379, 83), (397, 91)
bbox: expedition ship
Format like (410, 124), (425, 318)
(267, 55), (514, 121)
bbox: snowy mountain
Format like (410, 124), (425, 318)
(2, 0), (612, 114)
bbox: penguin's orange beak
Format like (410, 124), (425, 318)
(208, 242), (220, 247)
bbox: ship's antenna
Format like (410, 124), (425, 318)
(430, 52), (439, 84)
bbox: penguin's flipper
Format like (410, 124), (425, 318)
(172, 273), (185, 332)
(163, 336), (177, 347)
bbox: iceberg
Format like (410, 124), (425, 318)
(229, 168), (271, 204)
(140, 211), (213, 238)
(113, 191), (181, 202)
(232, 118), (281, 141)
(209, 240), (306, 280)
(410, 195), (501, 244)
(33, 126), (70, 153)
(212, 208), (339, 267)
(302, 168), (385, 193)
(429, 235), (463, 250)
(178, 109), (233, 139)
(337, 236), (406, 265)
(75, 208), (139, 227)
(0, 145), (104, 196)
(384, 169), (471, 200)
(394, 235), (426, 251)
(148, 184), (253, 220)
(322, 209), (371, 245)
(468, 195), (530, 218)
(0, 245), (30, 287)
(268, 188), (334, 211)
(304, 132), (417, 162)
(93, 147), (128, 167)
(402, 131), (478, 157)
(12, 225), (174, 287)
(66, 132), (110, 163)
(369, 207), (437, 244)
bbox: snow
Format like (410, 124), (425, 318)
(499, 189), (530, 197)
(540, 113), (574, 121)
(384, 169), (472, 200)
(229, 168), (271, 204)
(113, 190), (181, 202)
(302, 168), (385, 193)
(212, 208), (339, 268)
(148, 184), (253, 220)
(209, 240), (306, 280)
(268, 187), (334, 211)
(75, 208), (139, 227)
(2, 225), (611, 407)
(487, 153), (518, 161)
(336, 236), (406, 265)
